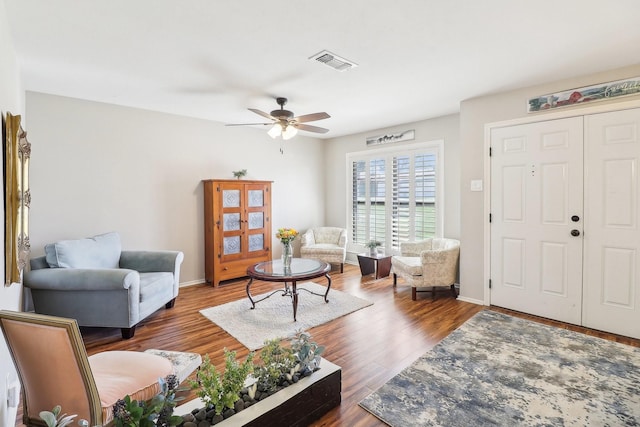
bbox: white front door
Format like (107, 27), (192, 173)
(583, 108), (640, 339)
(490, 117), (584, 324)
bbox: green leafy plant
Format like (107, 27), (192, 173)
(112, 375), (183, 427)
(366, 240), (382, 249)
(190, 350), (254, 416)
(290, 330), (325, 373)
(232, 169), (247, 179)
(39, 406), (77, 427)
(254, 338), (296, 393)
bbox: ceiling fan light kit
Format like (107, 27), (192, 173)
(282, 125), (298, 140)
(267, 124), (281, 139)
(268, 122), (298, 140)
(226, 97), (330, 141)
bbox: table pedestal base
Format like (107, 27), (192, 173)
(246, 275), (332, 321)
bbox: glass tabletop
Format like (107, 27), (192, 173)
(249, 258), (329, 279)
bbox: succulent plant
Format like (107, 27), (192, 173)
(39, 406), (77, 427)
(290, 331), (325, 373)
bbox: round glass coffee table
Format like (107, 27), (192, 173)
(246, 258), (332, 321)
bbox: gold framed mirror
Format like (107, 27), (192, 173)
(3, 112), (30, 286)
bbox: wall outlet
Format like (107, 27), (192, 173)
(7, 379), (19, 408)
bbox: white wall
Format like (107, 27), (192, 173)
(324, 114), (461, 259)
(25, 92), (326, 284)
(459, 63), (640, 303)
(0, 0), (23, 424)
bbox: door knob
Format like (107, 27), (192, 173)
(571, 215), (580, 222)
(571, 229), (580, 237)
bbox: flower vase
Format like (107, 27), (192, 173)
(282, 241), (293, 269)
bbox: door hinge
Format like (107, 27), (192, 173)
(489, 213), (492, 223)
(489, 146), (492, 157)
(489, 279), (492, 289)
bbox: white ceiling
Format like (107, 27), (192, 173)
(5, 0), (640, 138)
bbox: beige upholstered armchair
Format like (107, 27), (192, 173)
(300, 227), (348, 273)
(391, 238), (460, 300)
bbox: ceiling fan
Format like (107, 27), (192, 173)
(226, 97), (330, 140)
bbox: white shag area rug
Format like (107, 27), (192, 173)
(200, 281), (373, 350)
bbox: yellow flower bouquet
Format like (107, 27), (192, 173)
(276, 228), (299, 244)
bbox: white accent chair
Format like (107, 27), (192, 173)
(391, 238), (460, 300)
(300, 227), (348, 273)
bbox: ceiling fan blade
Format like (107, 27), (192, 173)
(294, 123), (330, 134)
(294, 112), (331, 123)
(248, 108), (275, 120)
(225, 123), (273, 126)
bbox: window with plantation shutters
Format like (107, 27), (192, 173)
(350, 158), (386, 245)
(369, 158), (386, 244)
(391, 153), (437, 250)
(347, 140), (443, 254)
(392, 155), (411, 248)
(352, 160), (367, 244)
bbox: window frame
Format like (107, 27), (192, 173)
(345, 139), (444, 256)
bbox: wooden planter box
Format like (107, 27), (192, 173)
(175, 358), (341, 426)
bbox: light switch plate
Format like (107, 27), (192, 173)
(470, 180), (483, 192)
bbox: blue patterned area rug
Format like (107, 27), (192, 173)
(359, 310), (640, 426)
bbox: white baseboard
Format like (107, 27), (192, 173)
(179, 279), (205, 287)
(457, 295), (485, 305)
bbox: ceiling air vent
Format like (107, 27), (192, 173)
(309, 50), (357, 72)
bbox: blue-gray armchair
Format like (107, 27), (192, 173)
(23, 232), (184, 339)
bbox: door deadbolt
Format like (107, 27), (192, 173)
(571, 215), (580, 222)
(570, 229), (580, 237)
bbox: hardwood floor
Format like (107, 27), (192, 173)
(15, 263), (640, 427)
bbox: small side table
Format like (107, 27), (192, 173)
(357, 253), (392, 279)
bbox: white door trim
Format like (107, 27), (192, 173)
(483, 98), (640, 306)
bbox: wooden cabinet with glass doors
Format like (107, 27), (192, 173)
(203, 179), (272, 286)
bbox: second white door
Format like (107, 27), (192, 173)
(583, 108), (640, 339)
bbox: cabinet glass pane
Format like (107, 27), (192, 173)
(223, 189), (241, 208)
(248, 234), (264, 252)
(248, 190), (264, 207)
(223, 213), (241, 231)
(248, 212), (264, 230)
(223, 236), (241, 255)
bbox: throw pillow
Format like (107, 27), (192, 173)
(45, 232), (122, 269)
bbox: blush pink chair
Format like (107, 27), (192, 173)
(0, 310), (173, 426)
